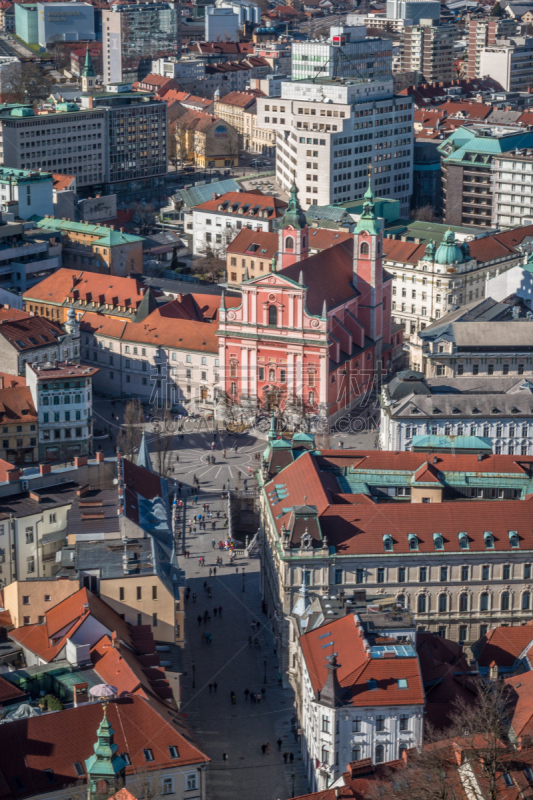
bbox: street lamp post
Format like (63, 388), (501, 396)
(242, 567), (245, 593)
(263, 656), (267, 685)
(192, 661), (196, 689)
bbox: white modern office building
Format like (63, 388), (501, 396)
(291, 25), (393, 82)
(256, 74), (413, 214)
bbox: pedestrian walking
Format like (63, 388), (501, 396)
(277, 738), (282, 751)
(212, 539), (216, 549)
(244, 688), (249, 701)
(289, 752), (294, 763)
(209, 568), (212, 577)
(222, 752), (228, 763)
(261, 744), (266, 755)
(235, 566), (239, 574)
(213, 567), (217, 576)
(213, 681), (218, 692)
(214, 607), (218, 618)
(261, 687), (266, 697)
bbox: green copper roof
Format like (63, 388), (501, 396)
(82, 44), (95, 78)
(434, 228), (467, 265)
(36, 217), (143, 243)
(354, 176), (381, 235)
(280, 182), (307, 230)
(85, 704), (128, 778)
(438, 126), (533, 165)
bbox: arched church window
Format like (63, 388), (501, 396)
(268, 305), (278, 325)
(360, 242), (369, 255)
(285, 236), (294, 251)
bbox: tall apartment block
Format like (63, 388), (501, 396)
(0, 87), (167, 204)
(492, 149), (533, 229)
(256, 75), (413, 215)
(103, 2), (181, 85)
(479, 36), (533, 92)
(466, 17), (518, 79)
(401, 23), (457, 83)
(291, 25), (392, 82)
(438, 124), (533, 228)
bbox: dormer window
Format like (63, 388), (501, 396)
(408, 534), (419, 551)
(433, 534), (444, 551)
(484, 531), (494, 549)
(458, 532), (469, 550)
(509, 531), (520, 548)
(383, 535), (393, 552)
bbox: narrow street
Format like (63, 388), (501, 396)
(172, 443), (310, 800)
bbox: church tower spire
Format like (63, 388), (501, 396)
(81, 45), (95, 93)
(353, 168), (384, 357)
(85, 704), (127, 800)
(278, 180), (309, 269)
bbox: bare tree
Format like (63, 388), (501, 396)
(168, 125), (179, 172)
(371, 724), (465, 800)
(3, 62), (52, 104)
(118, 399), (144, 461)
(226, 130), (240, 166)
(132, 202), (156, 235)
(410, 205), (439, 223)
(151, 406), (174, 477)
(448, 678), (516, 800)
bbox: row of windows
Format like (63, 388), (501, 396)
(330, 562), (533, 584)
(415, 590), (530, 613)
(321, 714), (410, 734)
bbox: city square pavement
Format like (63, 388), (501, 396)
(89, 397), (380, 799)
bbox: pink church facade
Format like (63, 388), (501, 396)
(216, 184), (401, 426)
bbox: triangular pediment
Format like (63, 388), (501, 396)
(244, 273), (301, 289)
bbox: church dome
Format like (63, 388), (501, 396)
(435, 229), (465, 265)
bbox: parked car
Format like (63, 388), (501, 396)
(263, 160), (272, 166)
(250, 159), (264, 167)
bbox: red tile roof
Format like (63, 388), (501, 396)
(52, 173), (75, 192)
(300, 613), (424, 706)
(0, 315), (64, 352)
(0, 695), (208, 800)
(91, 633), (174, 704)
(416, 632), (477, 728)
(24, 268), (155, 312)
(194, 190), (287, 218)
(216, 90), (262, 108)
(265, 450), (533, 555)
(80, 303), (221, 353)
(29, 361), (98, 382)
(0, 386), (37, 425)
(436, 101), (493, 120)
(10, 587), (133, 662)
(0, 372), (25, 388)
(280, 240), (357, 315)
(0, 674), (25, 706)
(505, 671), (533, 738)
(473, 622), (533, 668)
(320, 450), (533, 476)
(0, 458), (21, 483)
(0, 307), (28, 324)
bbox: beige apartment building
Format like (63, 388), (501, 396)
(3, 577), (80, 628)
